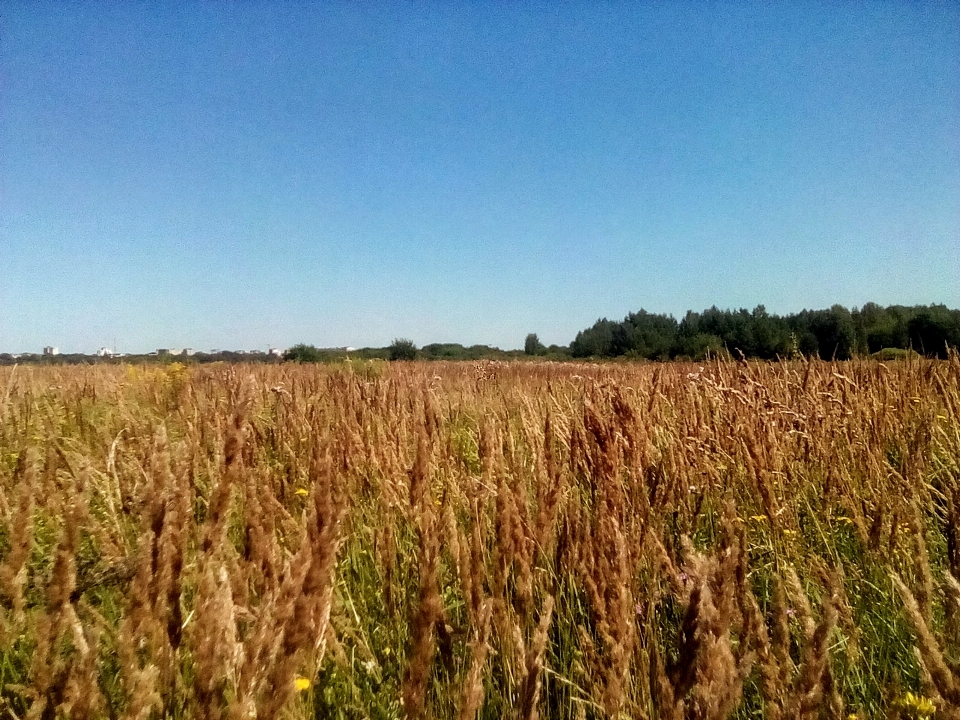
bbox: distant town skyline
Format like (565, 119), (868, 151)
(3, 2), (958, 352)
(2, 344), (287, 357)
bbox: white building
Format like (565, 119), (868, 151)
(96, 347), (114, 357)
(43, 346), (59, 356)
(268, 347), (283, 357)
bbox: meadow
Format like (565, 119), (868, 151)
(0, 358), (958, 720)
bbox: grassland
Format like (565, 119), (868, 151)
(0, 358), (958, 719)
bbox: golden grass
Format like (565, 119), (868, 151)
(1, 356), (959, 719)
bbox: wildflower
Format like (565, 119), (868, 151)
(166, 362), (187, 383)
(900, 691), (935, 719)
(751, 515), (768, 522)
(294, 676), (312, 692)
(837, 516), (854, 525)
(295, 488), (309, 497)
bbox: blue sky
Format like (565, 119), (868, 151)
(2, 2), (958, 353)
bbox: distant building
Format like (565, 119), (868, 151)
(268, 347), (283, 357)
(182, 348), (195, 356)
(43, 346), (59, 356)
(158, 348), (182, 356)
(157, 348), (170, 356)
(96, 347), (114, 357)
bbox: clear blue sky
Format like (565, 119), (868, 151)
(2, 2), (958, 353)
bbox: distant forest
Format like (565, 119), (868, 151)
(4, 303), (959, 366)
(569, 303), (960, 360)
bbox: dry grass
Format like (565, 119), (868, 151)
(1, 356), (959, 719)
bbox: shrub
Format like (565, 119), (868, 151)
(388, 338), (418, 361)
(283, 343), (323, 362)
(871, 347), (920, 361)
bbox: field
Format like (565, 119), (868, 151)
(0, 358), (958, 720)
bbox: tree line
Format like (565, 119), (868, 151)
(7, 303), (957, 366)
(569, 303), (960, 360)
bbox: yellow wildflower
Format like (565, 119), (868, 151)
(295, 488), (309, 497)
(294, 676), (311, 692)
(900, 691), (935, 719)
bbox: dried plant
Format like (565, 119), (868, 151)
(0, 357), (957, 719)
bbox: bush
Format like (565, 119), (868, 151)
(283, 344), (323, 362)
(871, 347), (920, 361)
(388, 338), (418, 361)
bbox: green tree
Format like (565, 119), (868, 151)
(283, 344), (322, 362)
(790, 306), (856, 359)
(571, 319), (617, 357)
(615, 310), (677, 359)
(388, 338), (418, 361)
(908, 305), (960, 358)
(674, 333), (725, 360)
(524, 333), (545, 356)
